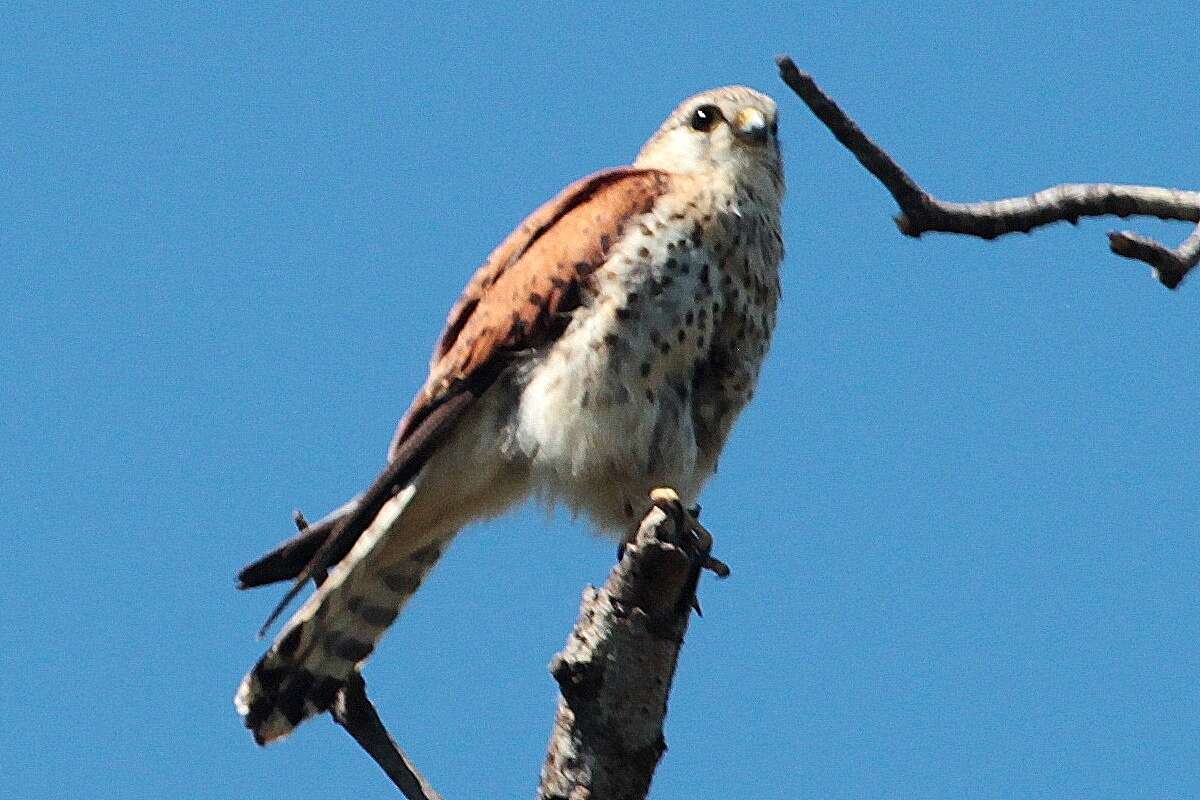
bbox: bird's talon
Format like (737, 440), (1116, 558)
(704, 555), (731, 578)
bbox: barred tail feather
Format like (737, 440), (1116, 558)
(235, 481), (452, 745)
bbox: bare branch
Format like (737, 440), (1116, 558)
(539, 489), (725, 800)
(775, 55), (1200, 289)
(293, 510), (443, 800)
(332, 674), (445, 800)
(1109, 223), (1200, 290)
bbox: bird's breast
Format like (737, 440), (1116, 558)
(504, 185), (781, 530)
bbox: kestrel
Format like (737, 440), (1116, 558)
(236, 86), (785, 745)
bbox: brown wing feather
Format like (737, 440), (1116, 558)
(242, 167), (671, 612)
(389, 166), (670, 455)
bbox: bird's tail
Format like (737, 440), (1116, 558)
(235, 482), (453, 745)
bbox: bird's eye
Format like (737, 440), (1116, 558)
(689, 104), (723, 132)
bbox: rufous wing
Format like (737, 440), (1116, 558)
(242, 167), (672, 617)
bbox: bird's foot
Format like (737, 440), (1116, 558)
(648, 488), (730, 578)
(642, 488), (731, 618)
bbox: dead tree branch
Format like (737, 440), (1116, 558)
(539, 489), (725, 800)
(775, 55), (1200, 289)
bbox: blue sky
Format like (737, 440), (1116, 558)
(3, 3), (1197, 798)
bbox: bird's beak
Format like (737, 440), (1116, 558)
(733, 107), (769, 144)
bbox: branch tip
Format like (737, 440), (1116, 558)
(775, 54), (1199, 288)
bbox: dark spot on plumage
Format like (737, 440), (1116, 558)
(558, 281), (582, 315)
(679, 262), (690, 275)
(623, 500), (634, 518)
(640, 362), (651, 378)
(528, 292), (543, 305)
(645, 389), (655, 403)
(244, 695), (275, 732)
(309, 677), (342, 712)
(665, 257), (678, 271)
(255, 664), (289, 695)
(615, 307), (634, 321)
(649, 329), (661, 345)
(660, 341), (671, 355)
(411, 543), (442, 565)
(661, 276), (674, 289)
(581, 390), (590, 408)
(604, 332), (619, 346)
(627, 292), (639, 304)
(690, 223), (703, 246)
(382, 568), (421, 594)
(639, 223), (653, 236)
(699, 264), (710, 285)
(637, 246), (650, 258)
(278, 671), (315, 725)
(333, 637), (373, 663)
(277, 625), (304, 659)
(677, 330), (686, 344)
(685, 311), (694, 325)
(675, 237), (688, 250)
(600, 234), (611, 251)
(359, 603), (399, 627)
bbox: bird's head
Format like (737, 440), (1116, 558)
(635, 86), (782, 198)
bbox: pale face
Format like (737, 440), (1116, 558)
(634, 86), (783, 197)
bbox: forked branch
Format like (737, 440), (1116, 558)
(775, 56), (1200, 289)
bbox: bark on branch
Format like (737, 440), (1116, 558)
(539, 489), (723, 800)
(775, 55), (1200, 289)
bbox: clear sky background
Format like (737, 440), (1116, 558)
(3, 3), (1197, 799)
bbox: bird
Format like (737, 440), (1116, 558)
(235, 85), (785, 745)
